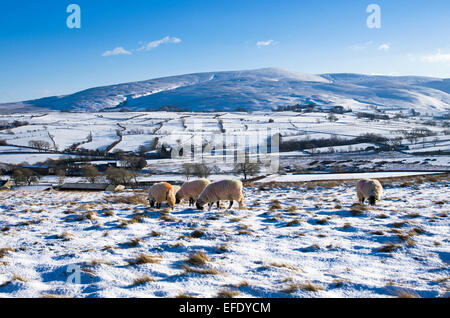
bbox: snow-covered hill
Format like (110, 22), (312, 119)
(1, 68), (450, 114)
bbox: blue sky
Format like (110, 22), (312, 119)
(0, 0), (449, 103)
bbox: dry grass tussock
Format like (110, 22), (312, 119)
(186, 251), (209, 266)
(129, 254), (162, 265)
(132, 275), (156, 286)
(106, 194), (148, 205)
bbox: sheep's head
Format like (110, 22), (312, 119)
(175, 192), (182, 204)
(369, 196), (376, 206)
(196, 199), (206, 210)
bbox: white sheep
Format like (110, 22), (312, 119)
(148, 182), (176, 210)
(175, 179), (211, 206)
(196, 179), (244, 211)
(356, 179), (383, 206)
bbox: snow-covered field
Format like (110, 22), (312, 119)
(0, 175), (448, 298)
(0, 111), (449, 173)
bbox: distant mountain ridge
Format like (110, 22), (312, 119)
(1, 67), (450, 114)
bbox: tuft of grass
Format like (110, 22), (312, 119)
(342, 222), (352, 229)
(216, 290), (240, 298)
(215, 244), (229, 254)
(269, 200), (282, 211)
(190, 230), (205, 239)
(299, 282), (324, 292)
(106, 194), (148, 205)
(370, 230), (385, 236)
(88, 259), (112, 266)
(117, 219), (128, 228)
(391, 221), (407, 228)
(131, 275), (156, 286)
(397, 290), (420, 298)
(187, 251), (209, 266)
(175, 293), (196, 298)
(0, 247), (14, 258)
(129, 254), (162, 265)
(285, 219), (302, 227)
(56, 232), (74, 241)
(287, 206), (297, 213)
(102, 209), (115, 216)
(316, 218), (328, 225)
(127, 238), (142, 248)
(282, 283), (298, 294)
(377, 242), (402, 253)
(129, 214), (144, 224)
(182, 264), (219, 275)
(270, 262), (299, 271)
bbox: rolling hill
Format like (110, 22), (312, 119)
(1, 68), (450, 115)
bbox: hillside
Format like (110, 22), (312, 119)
(1, 68), (450, 115)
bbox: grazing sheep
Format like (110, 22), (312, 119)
(148, 182), (176, 209)
(196, 179), (244, 211)
(356, 179), (383, 206)
(175, 179), (211, 206)
(172, 185), (181, 196)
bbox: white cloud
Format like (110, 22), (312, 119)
(378, 43), (390, 51)
(138, 36), (182, 51)
(349, 41), (373, 51)
(102, 47), (132, 57)
(257, 40), (275, 48)
(421, 50), (450, 63)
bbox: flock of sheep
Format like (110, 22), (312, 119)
(147, 178), (383, 211)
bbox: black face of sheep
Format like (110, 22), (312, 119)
(149, 200), (155, 208)
(175, 193), (181, 205)
(369, 196), (376, 206)
(196, 201), (205, 210)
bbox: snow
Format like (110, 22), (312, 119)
(257, 172), (445, 183)
(1, 68), (449, 114)
(0, 176), (448, 298)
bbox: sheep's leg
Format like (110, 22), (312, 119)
(228, 201), (233, 209)
(238, 197), (244, 209)
(217, 201), (221, 211)
(189, 198), (194, 206)
(149, 200), (155, 208)
(208, 203), (213, 211)
(157, 202), (161, 209)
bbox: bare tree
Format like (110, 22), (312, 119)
(234, 155), (261, 181)
(83, 165), (101, 184)
(29, 140), (51, 152)
(12, 168), (39, 186)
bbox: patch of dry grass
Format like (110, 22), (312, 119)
(56, 232), (75, 241)
(377, 242), (402, 253)
(186, 251), (209, 266)
(131, 275), (156, 286)
(0, 247), (14, 258)
(190, 230), (205, 239)
(182, 264), (220, 275)
(129, 254), (162, 265)
(216, 290), (240, 298)
(106, 194), (148, 205)
(285, 219), (302, 227)
(299, 282), (324, 292)
(126, 238), (142, 248)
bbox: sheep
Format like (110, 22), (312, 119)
(356, 179), (383, 206)
(175, 179), (211, 206)
(148, 182), (176, 210)
(196, 179), (244, 211)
